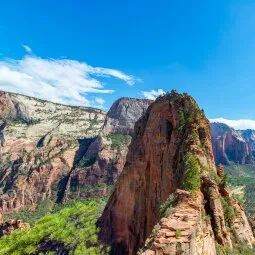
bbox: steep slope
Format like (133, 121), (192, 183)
(66, 97), (152, 200)
(103, 97), (152, 135)
(99, 92), (254, 255)
(0, 91), (106, 213)
(211, 122), (255, 165)
(0, 92), (151, 215)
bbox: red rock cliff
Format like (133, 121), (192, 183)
(99, 92), (254, 255)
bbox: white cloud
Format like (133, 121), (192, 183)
(22, 45), (32, 54)
(210, 118), (255, 130)
(95, 97), (105, 105)
(0, 55), (138, 106)
(142, 89), (165, 100)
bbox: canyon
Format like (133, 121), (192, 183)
(0, 90), (255, 254)
(0, 91), (152, 214)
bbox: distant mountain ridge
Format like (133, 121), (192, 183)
(211, 122), (255, 165)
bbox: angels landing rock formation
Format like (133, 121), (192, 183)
(99, 92), (254, 255)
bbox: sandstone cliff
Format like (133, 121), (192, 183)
(0, 92), (151, 214)
(99, 92), (254, 255)
(0, 91), (106, 213)
(66, 97), (151, 200)
(211, 122), (255, 165)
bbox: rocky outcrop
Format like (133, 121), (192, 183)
(0, 91), (30, 123)
(211, 122), (255, 165)
(99, 92), (254, 255)
(103, 97), (152, 135)
(140, 190), (216, 255)
(0, 219), (30, 237)
(0, 135), (79, 213)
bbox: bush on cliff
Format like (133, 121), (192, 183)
(182, 152), (201, 193)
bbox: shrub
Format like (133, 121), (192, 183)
(182, 152), (201, 193)
(220, 196), (237, 227)
(160, 194), (177, 217)
(106, 134), (132, 150)
(175, 230), (181, 239)
(0, 199), (110, 255)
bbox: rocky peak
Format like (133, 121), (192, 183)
(103, 97), (152, 135)
(239, 129), (255, 142)
(0, 91), (30, 123)
(99, 92), (254, 254)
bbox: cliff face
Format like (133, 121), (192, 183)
(211, 123), (255, 165)
(99, 92), (254, 255)
(0, 91), (106, 213)
(103, 97), (152, 135)
(0, 92), (151, 214)
(66, 98), (151, 199)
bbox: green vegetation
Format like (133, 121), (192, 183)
(175, 230), (181, 239)
(224, 164), (255, 216)
(0, 199), (110, 255)
(220, 196), (237, 227)
(216, 243), (255, 255)
(182, 152), (201, 193)
(3, 199), (53, 225)
(78, 156), (96, 168)
(5, 117), (27, 125)
(228, 177), (255, 186)
(106, 134), (132, 150)
(160, 194), (177, 217)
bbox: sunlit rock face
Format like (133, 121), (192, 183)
(99, 92), (254, 255)
(103, 97), (152, 135)
(0, 90), (106, 213)
(0, 92), (152, 213)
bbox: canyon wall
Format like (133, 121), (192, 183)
(211, 122), (255, 165)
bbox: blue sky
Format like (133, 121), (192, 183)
(1, 0), (255, 128)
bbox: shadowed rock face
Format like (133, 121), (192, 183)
(211, 123), (255, 165)
(103, 97), (152, 135)
(99, 92), (254, 255)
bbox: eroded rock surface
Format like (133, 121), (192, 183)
(103, 97), (152, 135)
(99, 92), (254, 255)
(66, 98), (151, 199)
(0, 92), (151, 213)
(0, 91), (106, 213)
(211, 122), (255, 165)
(0, 219), (30, 237)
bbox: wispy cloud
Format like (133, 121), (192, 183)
(210, 118), (255, 130)
(142, 89), (165, 100)
(22, 45), (32, 54)
(0, 55), (139, 106)
(94, 97), (105, 105)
